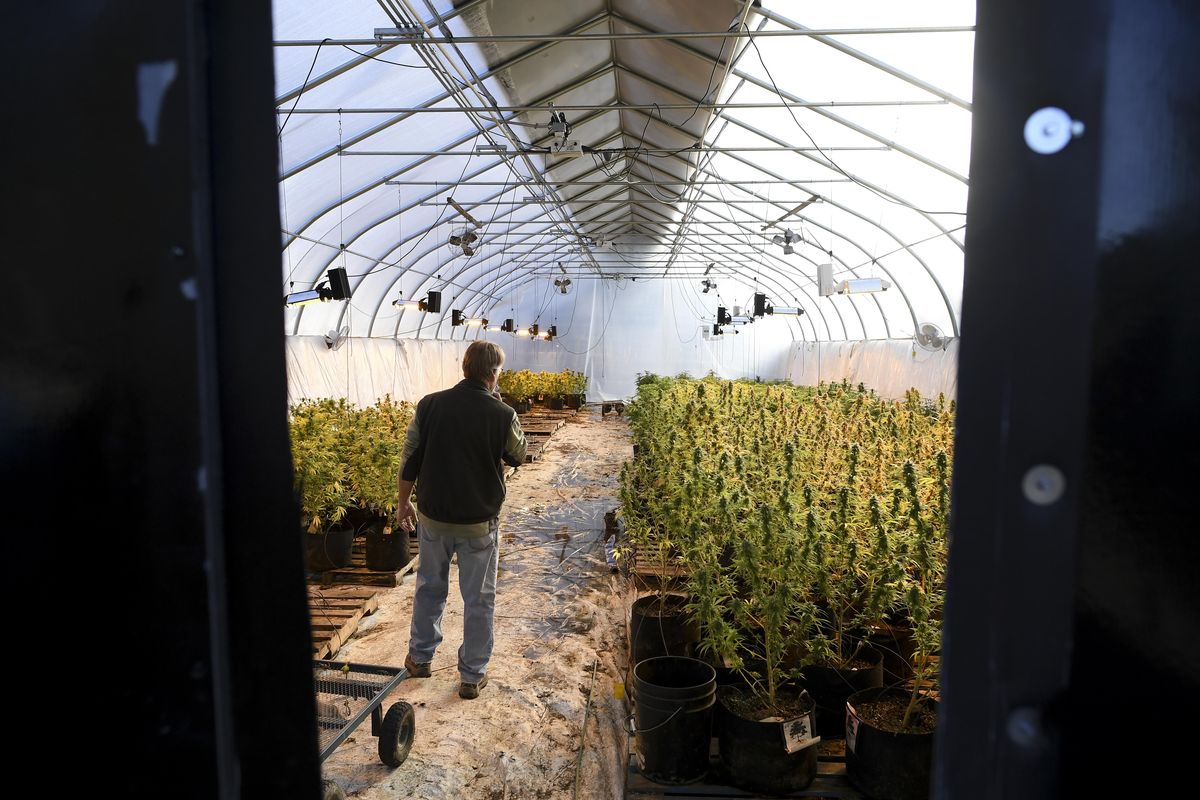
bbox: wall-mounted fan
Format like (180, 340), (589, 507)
(914, 322), (948, 351)
(447, 227), (478, 257)
(324, 324), (350, 351)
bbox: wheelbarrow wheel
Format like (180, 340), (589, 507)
(379, 701), (416, 767)
(321, 779), (345, 800)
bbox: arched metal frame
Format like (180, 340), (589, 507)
(277, 0), (970, 343)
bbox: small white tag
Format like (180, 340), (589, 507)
(781, 713), (820, 754)
(846, 705), (861, 753)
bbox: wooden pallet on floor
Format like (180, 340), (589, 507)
(627, 739), (861, 799)
(625, 542), (689, 580)
(308, 586), (380, 659)
(525, 440), (546, 462)
(308, 539), (415, 588)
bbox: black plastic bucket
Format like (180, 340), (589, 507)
(802, 646), (884, 738)
(715, 686), (818, 793)
(306, 525), (354, 571)
(632, 656), (717, 784)
(630, 593), (701, 664)
(845, 687), (938, 800)
(365, 524), (410, 571)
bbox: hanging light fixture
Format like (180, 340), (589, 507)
(285, 267), (351, 306)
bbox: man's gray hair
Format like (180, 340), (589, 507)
(462, 340), (506, 383)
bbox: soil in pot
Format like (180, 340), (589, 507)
(715, 685), (819, 794)
(846, 687), (938, 800)
(630, 593), (701, 664)
(801, 646), (884, 738)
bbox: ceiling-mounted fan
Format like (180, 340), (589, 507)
(447, 227), (479, 257)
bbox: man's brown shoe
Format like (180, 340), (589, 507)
(458, 675), (488, 699)
(404, 655), (431, 678)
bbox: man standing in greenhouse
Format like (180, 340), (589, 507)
(395, 341), (526, 699)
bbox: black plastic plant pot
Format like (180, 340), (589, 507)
(630, 593), (701, 665)
(715, 685), (818, 794)
(365, 524), (411, 571)
(632, 656), (717, 785)
(548, 396), (565, 410)
(306, 524), (354, 571)
(565, 393), (584, 410)
(845, 687), (938, 800)
(801, 646), (884, 738)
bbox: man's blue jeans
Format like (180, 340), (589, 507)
(407, 519), (499, 684)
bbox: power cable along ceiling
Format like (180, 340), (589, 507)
(274, 0), (973, 397)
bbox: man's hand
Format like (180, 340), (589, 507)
(396, 498), (417, 533)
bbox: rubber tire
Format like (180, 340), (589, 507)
(378, 701), (416, 767)
(321, 779), (346, 800)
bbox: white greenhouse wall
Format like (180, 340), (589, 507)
(784, 339), (959, 400)
(285, 337), (470, 406)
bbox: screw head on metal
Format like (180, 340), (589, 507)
(1024, 107), (1084, 154)
(1022, 464), (1066, 506)
(1007, 706), (1047, 749)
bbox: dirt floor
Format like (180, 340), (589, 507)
(319, 408), (635, 799)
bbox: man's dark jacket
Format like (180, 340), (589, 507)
(402, 379), (524, 525)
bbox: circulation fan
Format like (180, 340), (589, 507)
(914, 322), (948, 351)
(447, 227), (479, 257)
(555, 277), (571, 294)
(324, 324), (350, 351)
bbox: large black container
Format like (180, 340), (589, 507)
(715, 686), (818, 794)
(845, 687), (938, 800)
(306, 525), (354, 571)
(365, 524), (410, 571)
(801, 646), (884, 738)
(630, 593), (701, 664)
(632, 656), (717, 785)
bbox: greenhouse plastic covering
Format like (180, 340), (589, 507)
(275, 0), (972, 400)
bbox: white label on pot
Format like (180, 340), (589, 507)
(781, 713), (820, 754)
(846, 705), (861, 753)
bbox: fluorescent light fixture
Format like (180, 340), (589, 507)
(516, 328), (530, 337)
(486, 325), (502, 332)
(393, 299), (423, 311)
(838, 278), (892, 294)
(464, 317), (488, 327)
(474, 143), (508, 153)
(285, 289), (324, 306)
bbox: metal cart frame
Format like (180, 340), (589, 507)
(313, 659), (415, 776)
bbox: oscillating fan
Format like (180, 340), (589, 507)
(447, 227), (478, 257)
(914, 322), (948, 351)
(324, 325), (350, 351)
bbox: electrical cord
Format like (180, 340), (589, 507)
(278, 38), (330, 138)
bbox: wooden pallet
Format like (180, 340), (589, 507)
(525, 440), (546, 463)
(626, 542), (690, 580)
(309, 539), (416, 588)
(308, 586), (380, 659)
(627, 739), (861, 799)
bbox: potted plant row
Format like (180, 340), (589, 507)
(289, 395), (416, 572)
(619, 375), (953, 798)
